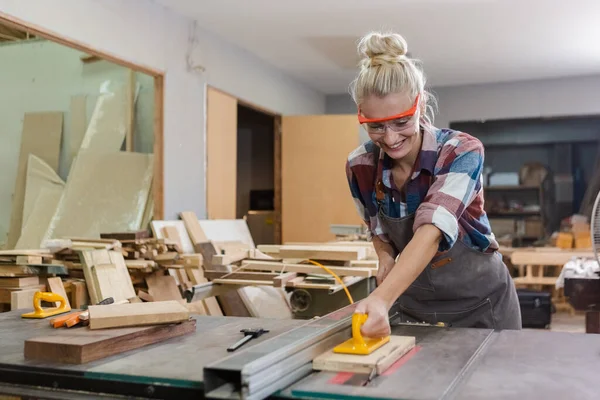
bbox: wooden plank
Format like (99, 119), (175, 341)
(0, 285), (46, 303)
(179, 211), (208, 244)
(100, 231), (149, 240)
(47, 277), (70, 308)
(282, 115), (361, 243)
(146, 275), (183, 302)
(312, 335), (416, 375)
(0, 276), (40, 288)
(16, 255), (42, 265)
(0, 265), (37, 277)
(241, 261), (373, 277)
(7, 112), (63, 248)
(207, 87), (237, 219)
(211, 251), (249, 266)
(279, 245), (367, 261)
(25, 319), (196, 364)
(162, 226), (183, 253)
(213, 279), (274, 286)
(205, 271), (279, 281)
(88, 301), (190, 329)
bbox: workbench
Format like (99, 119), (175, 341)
(1, 303), (600, 400)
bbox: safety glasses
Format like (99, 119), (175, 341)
(357, 94), (419, 134)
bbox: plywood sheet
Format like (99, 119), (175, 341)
(24, 319), (196, 364)
(207, 88), (237, 219)
(67, 95), (88, 173)
(7, 112), (63, 248)
(151, 220), (194, 253)
(281, 115), (362, 243)
(88, 301), (190, 329)
(312, 335), (416, 375)
(199, 219), (256, 248)
(44, 151), (153, 240)
(15, 155), (65, 250)
(79, 86), (127, 152)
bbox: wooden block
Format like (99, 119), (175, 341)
(312, 335), (416, 375)
(0, 266), (37, 277)
(25, 319), (196, 364)
(70, 280), (89, 309)
(211, 251), (249, 266)
(16, 255), (43, 265)
(180, 211), (208, 244)
(203, 297), (223, 316)
(88, 301), (190, 329)
(0, 276), (40, 288)
(0, 285), (46, 303)
(182, 254), (203, 268)
(279, 245), (367, 261)
(47, 277), (71, 308)
(146, 275), (183, 302)
(273, 272), (298, 287)
(10, 288), (39, 310)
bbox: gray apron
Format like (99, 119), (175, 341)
(376, 170), (522, 330)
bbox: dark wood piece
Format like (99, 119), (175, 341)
(100, 230), (149, 240)
(24, 319), (196, 364)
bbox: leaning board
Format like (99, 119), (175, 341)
(312, 335), (416, 375)
(24, 319), (196, 364)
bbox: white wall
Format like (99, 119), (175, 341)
(433, 75), (600, 128)
(0, 39), (154, 241)
(0, 0), (325, 222)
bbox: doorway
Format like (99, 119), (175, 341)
(237, 104), (276, 245)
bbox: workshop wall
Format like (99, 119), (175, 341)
(0, 0), (325, 221)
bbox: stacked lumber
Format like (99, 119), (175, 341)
(208, 244), (379, 293)
(0, 250), (53, 311)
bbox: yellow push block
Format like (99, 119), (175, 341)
(21, 292), (71, 319)
(333, 313), (390, 355)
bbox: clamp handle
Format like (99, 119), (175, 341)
(33, 291), (68, 312)
(351, 313), (368, 348)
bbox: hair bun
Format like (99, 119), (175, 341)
(358, 32), (408, 67)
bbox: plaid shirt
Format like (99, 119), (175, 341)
(346, 128), (498, 253)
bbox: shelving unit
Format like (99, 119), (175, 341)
(484, 183), (553, 247)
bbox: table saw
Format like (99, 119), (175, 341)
(0, 301), (599, 400)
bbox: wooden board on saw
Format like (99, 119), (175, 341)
(88, 300), (190, 329)
(312, 335), (416, 375)
(80, 250), (136, 304)
(24, 319), (196, 364)
(278, 245), (367, 261)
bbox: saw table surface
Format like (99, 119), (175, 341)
(2, 308), (600, 399)
(281, 321), (600, 400)
(0, 309), (305, 398)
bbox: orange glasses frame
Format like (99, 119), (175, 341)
(357, 94), (420, 124)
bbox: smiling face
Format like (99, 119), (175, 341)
(359, 92), (421, 161)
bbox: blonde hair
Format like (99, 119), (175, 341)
(350, 31), (437, 128)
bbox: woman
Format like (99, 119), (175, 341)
(346, 31), (522, 338)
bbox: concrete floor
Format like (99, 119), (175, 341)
(548, 311), (586, 333)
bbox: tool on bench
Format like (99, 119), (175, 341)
(333, 313), (390, 355)
(21, 292), (71, 319)
(227, 328), (269, 352)
(50, 297), (115, 328)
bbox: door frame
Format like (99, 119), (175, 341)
(0, 12), (165, 219)
(206, 86), (283, 243)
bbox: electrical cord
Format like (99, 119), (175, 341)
(303, 260), (354, 305)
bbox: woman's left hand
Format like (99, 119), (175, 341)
(354, 294), (391, 338)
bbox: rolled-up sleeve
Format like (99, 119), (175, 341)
(413, 136), (484, 251)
